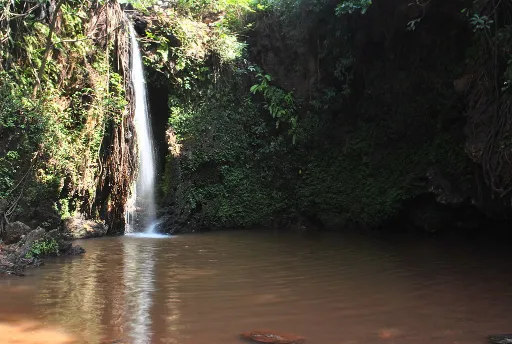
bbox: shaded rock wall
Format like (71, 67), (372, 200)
(149, 0), (512, 234)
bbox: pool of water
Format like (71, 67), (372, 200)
(0, 229), (512, 344)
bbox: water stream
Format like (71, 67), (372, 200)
(126, 27), (157, 234)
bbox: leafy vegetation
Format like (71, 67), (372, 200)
(25, 238), (60, 259)
(0, 0), (130, 229)
(335, 0), (371, 15)
(148, 0), (477, 232)
(250, 71), (298, 143)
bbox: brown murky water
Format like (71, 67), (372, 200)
(1, 230), (512, 344)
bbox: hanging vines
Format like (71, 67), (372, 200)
(0, 0), (137, 233)
(89, 0), (137, 234)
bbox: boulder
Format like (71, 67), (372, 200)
(63, 217), (107, 239)
(240, 330), (305, 344)
(2, 221), (32, 244)
(45, 229), (71, 252)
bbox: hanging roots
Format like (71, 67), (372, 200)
(90, 0), (137, 234)
(465, 0), (512, 196)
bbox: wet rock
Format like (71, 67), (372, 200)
(0, 227), (45, 275)
(132, 13), (148, 36)
(45, 228), (85, 256)
(240, 330), (305, 344)
(489, 334), (512, 344)
(63, 217), (107, 239)
(0, 245), (21, 275)
(2, 221), (32, 244)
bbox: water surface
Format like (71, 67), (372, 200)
(1, 230), (512, 344)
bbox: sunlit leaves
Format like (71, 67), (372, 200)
(335, 0), (371, 15)
(250, 72), (298, 143)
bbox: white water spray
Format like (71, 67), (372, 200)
(126, 26), (157, 234)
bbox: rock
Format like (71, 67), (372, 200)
(240, 330), (305, 344)
(120, 3), (133, 11)
(489, 334), (512, 344)
(426, 166), (465, 206)
(45, 229), (72, 252)
(63, 217), (107, 239)
(44, 228), (85, 256)
(2, 221), (32, 244)
(16, 227), (46, 259)
(131, 13), (148, 35)
(202, 11), (226, 25)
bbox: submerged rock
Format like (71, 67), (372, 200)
(64, 245), (86, 256)
(489, 334), (512, 344)
(63, 217), (108, 239)
(2, 221), (32, 244)
(240, 330), (305, 344)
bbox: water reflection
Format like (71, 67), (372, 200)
(122, 238), (156, 344)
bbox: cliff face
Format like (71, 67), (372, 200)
(149, 0), (512, 234)
(243, 0), (475, 231)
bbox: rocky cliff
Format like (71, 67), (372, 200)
(146, 0), (512, 234)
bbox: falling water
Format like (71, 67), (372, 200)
(126, 26), (157, 234)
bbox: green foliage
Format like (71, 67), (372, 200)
(152, 0), (472, 231)
(165, 84), (289, 228)
(335, 0), (371, 15)
(250, 71), (298, 143)
(469, 14), (493, 32)
(297, 125), (467, 226)
(141, 10), (245, 85)
(0, 75), (49, 200)
(25, 238), (60, 259)
(173, 0), (254, 22)
(0, 0), (128, 220)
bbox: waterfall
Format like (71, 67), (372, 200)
(126, 26), (157, 234)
